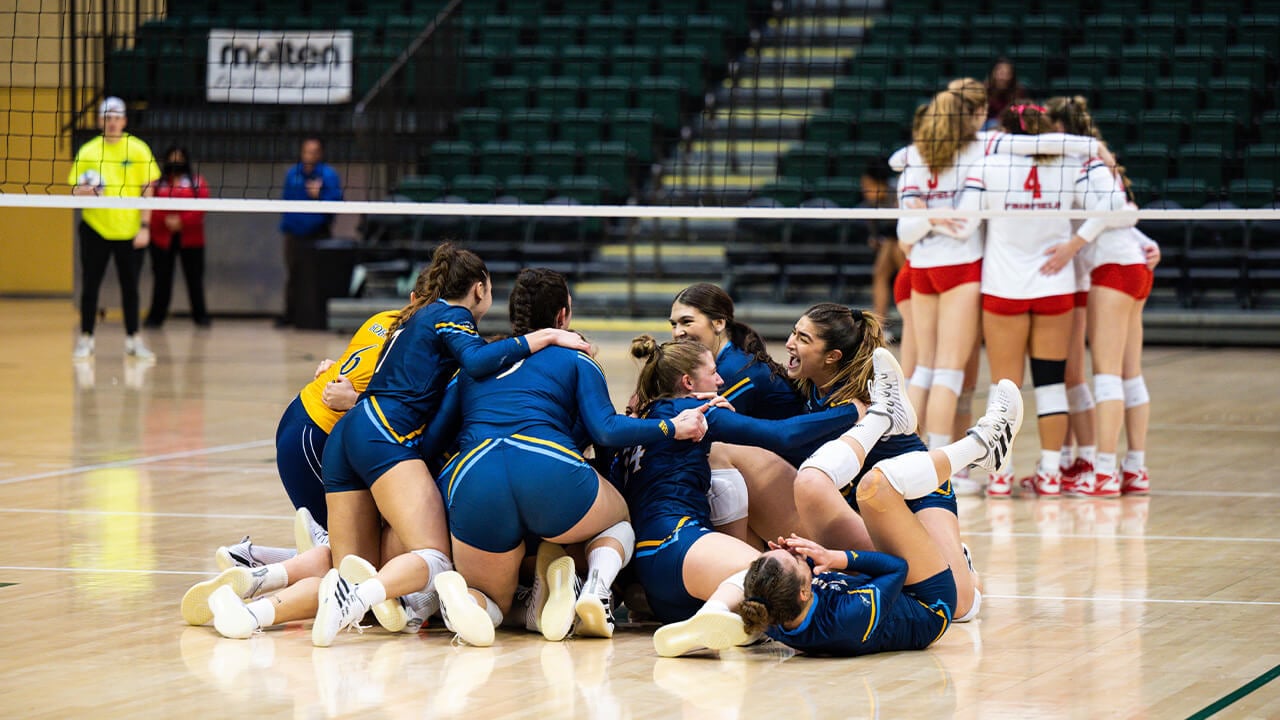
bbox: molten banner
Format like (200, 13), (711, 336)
(207, 30), (353, 104)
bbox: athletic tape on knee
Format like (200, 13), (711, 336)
(1093, 373), (1124, 404)
(932, 368), (964, 396)
(799, 439), (863, 489)
(1067, 383), (1096, 413)
(708, 468), (749, 527)
(722, 569), (747, 592)
(593, 521), (636, 566)
(873, 452), (941, 500)
(1034, 383), (1069, 416)
(1123, 376), (1149, 408)
(412, 548), (452, 592)
(910, 366), (934, 390)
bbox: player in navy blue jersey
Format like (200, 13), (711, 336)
(410, 269), (709, 646)
(310, 244), (591, 647)
(614, 336), (916, 651)
(654, 379), (1024, 657)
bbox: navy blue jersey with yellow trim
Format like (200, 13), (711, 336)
(613, 397), (859, 524)
(362, 299), (529, 440)
(431, 346), (675, 462)
(715, 342), (804, 420)
(766, 551), (950, 656)
(781, 381), (927, 469)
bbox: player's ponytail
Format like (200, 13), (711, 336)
(629, 335), (710, 416)
(509, 267), (570, 335)
(917, 78), (985, 175)
(386, 242), (489, 339)
(1046, 95), (1135, 201)
(738, 554), (808, 635)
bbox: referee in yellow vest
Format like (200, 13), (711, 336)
(68, 96), (161, 361)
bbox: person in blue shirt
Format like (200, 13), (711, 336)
(421, 268), (710, 647)
(277, 137), (343, 327)
(310, 245), (590, 647)
(654, 378), (1024, 658)
(614, 337), (916, 645)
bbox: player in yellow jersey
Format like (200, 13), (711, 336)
(68, 97), (161, 361)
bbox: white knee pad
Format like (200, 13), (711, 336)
(708, 468), (749, 527)
(910, 366), (935, 390)
(593, 521), (636, 566)
(722, 569), (747, 592)
(932, 368), (964, 396)
(955, 589), (982, 623)
(800, 439), (863, 489)
(412, 548), (452, 592)
(1094, 373), (1124, 404)
(1067, 383), (1096, 413)
(1123, 376), (1149, 408)
(1034, 383), (1068, 416)
(872, 451), (940, 500)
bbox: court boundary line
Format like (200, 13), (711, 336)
(0, 439), (273, 486)
(965, 531), (1280, 543)
(0, 566), (215, 576)
(1186, 663), (1280, 720)
(0, 508), (292, 521)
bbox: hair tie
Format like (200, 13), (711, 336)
(1010, 103), (1047, 132)
(746, 595), (771, 611)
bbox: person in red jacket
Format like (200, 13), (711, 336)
(145, 145), (211, 328)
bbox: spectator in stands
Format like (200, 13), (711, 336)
(862, 157), (905, 339)
(984, 58), (1028, 131)
(145, 145), (211, 328)
(68, 96), (161, 361)
(277, 137), (343, 327)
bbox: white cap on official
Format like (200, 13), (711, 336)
(99, 96), (127, 117)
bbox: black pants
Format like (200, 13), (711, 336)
(79, 221), (142, 335)
(146, 233), (208, 326)
(282, 228), (329, 323)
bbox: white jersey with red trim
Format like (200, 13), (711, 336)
(1071, 160), (1144, 272)
(896, 141), (987, 269)
(957, 150), (1087, 299)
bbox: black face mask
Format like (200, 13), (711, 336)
(164, 162), (190, 177)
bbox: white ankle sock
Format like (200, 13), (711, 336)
(254, 545), (297, 564)
(260, 563), (289, 593)
(927, 432), (952, 450)
(587, 546), (624, 591)
(1038, 450), (1061, 476)
(1078, 445), (1096, 464)
(843, 412), (890, 451)
(480, 593), (503, 627)
(1096, 452), (1118, 476)
(697, 599), (730, 616)
(356, 579), (387, 608)
(1059, 445), (1074, 467)
(941, 436), (986, 474)
(246, 598), (274, 627)
(1123, 450), (1145, 472)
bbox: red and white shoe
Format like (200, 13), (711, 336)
(1020, 471), (1061, 497)
(1121, 467), (1150, 495)
(1074, 471), (1122, 498)
(986, 471), (1014, 498)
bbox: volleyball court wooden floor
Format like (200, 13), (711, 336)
(2, 298), (1279, 719)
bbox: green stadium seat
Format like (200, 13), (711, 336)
(953, 44), (998, 80)
(1090, 108), (1132, 146)
(900, 44), (948, 81)
(869, 16), (914, 47)
(506, 0), (546, 22)
(1245, 145), (1280, 183)
(457, 108), (503, 145)
(855, 108), (909, 148)
(1260, 111), (1280, 145)
(585, 15), (632, 47)
(531, 141), (579, 179)
(556, 175), (611, 205)
(1118, 45), (1165, 84)
(1237, 15), (1280, 54)
(461, 45), (501, 95)
(558, 108), (608, 145)
(987, 0), (1034, 13)
(1122, 143), (1171, 185)
(1159, 0), (1195, 22)
(782, 143), (832, 182)
(459, 0), (501, 17)
(1082, 14), (1127, 49)
(918, 15), (965, 48)
(506, 109), (555, 145)
(1205, 77), (1254, 120)
(583, 141), (633, 199)
(386, 15), (435, 45)
(1048, 76), (1097, 103)
(758, 178), (807, 207)
(657, 0), (702, 15)
(1134, 14), (1177, 48)
(835, 141), (885, 178)
(1177, 143), (1224, 187)
(1067, 45), (1114, 84)
(511, 46), (556, 84)
(535, 77), (582, 110)
(1183, 14), (1231, 52)
(504, 174), (553, 203)
(1151, 78), (1201, 114)
(1136, 110), (1185, 148)
(485, 77), (531, 112)
(537, 16), (581, 47)
(1228, 178), (1276, 208)
(559, 46), (608, 81)
(635, 76), (684, 129)
(155, 44), (199, 102)
(562, 0), (601, 16)
(881, 76), (933, 115)
(106, 48), (150, 101)
(610, 108), (659, 162)
(809, 177), (862, 207)
(635, 15), (679, 46)
(832, 76), (884, 113)
(684, 15), (729, 66)
(892, 0), (936, 13)
(850, 44), (896, 80)
(612, 46), (656, 82)
(1168, 45), (1217, 85)
(429, 140), (475, 180)
(450, 174), (500, 203)
(1099, 77), (1147, 116)
(1224, 45), (1271, 87)
(1161, 178), (1210, 210)
(661, 45), (706, 94)
(394, 174), (447, 202)
(480, 16), (524, 48)
(1007, 44), (1051, 88)
(805, 111), (855, 145)
(1189, 110), (1238, 152)
(586, 77), (634, 114)
(969, 16), (1014, 52)
(366, 0), (409, 16)
(1021, 15), (1069, 49)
